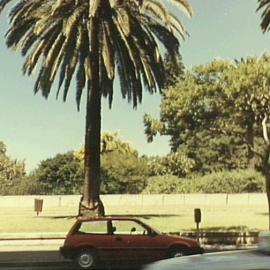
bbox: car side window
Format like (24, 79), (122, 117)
(76, 221), (108, 235)
(112, 220), (147, 235)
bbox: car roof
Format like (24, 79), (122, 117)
(144, 250), (270, 270)
(77, 216), (142, 222)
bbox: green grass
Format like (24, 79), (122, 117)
(0, 203), (268, 233)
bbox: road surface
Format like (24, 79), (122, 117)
(0, 250), (140, 270)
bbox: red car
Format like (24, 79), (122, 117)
(60, 217), (203, 269)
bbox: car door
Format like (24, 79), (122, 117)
(110, 219), (163, 264)
(74, 220), (112, 261)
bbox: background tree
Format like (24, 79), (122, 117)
(76, 132), (149, 194)
(145, 55), (270, 228)
(143, 170), (264, 194)
(163, 52), (185, 88)
(101, 151), (148, 194)
(144, 57), (270, 173)
(0, 0), (192, 216)
(144, 60), (247, 173)
(147, 152), (195, 177)
(31, 151), (83, 195)
(0, 141), (28, 195)
(257, 0), (270, 230)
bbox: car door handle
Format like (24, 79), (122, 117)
(115, 237), (122, 241)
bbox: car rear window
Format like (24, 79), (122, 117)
(77, 220), (108, 234)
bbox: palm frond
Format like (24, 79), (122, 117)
(142, 0), (190, 39)
(2, 0), (192, 109)
(115, 7), (131, 36)
(57, 26), (78, 96)
(142, 0), (167, 23)
(257, 0), (270, 32)
(63, 6), (84, 37)
(165, 0), (193, 17)
(167, 12), (189, 39)
(101, 22), (115, 80)
(5, 19), (35, 49)
(100, 54), (114, 108)
(75, 25), (88, 110)
(89, 0), (101, 17)
(0, 0), (13, 13)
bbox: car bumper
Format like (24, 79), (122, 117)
(189, 246), (204, 255)
(59, 246), (75, 259)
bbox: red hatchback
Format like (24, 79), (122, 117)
(60, 217), (203, 269)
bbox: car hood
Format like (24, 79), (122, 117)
(143, 250), (270, 270)
(163, 233), (198, 245)
(162, 233), (197, 243)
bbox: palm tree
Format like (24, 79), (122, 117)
(0, 0), (192, 217)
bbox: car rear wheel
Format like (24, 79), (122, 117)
(169, 247), (188, 258)
(76, 249), (97, 269)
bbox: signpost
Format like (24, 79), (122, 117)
(194, 208), (201, 242)
(34, 198), (43, 216)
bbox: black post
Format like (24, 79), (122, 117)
(194, 208), (201, 242)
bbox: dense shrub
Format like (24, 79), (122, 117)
(1, 176), (42, 195)
(147, 152), (195, 177)
(143, 169), (264, 194)
(101, 151), (148, 194)
(31, 151), (83, 195)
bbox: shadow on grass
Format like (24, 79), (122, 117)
(185, 225), (260, 232)
(109, 214), (181, 219)
(40, 214), (181, 220)
(256, 212), (269, 216)
(39, 215), (77, 220)
(199, 226), (249, 232)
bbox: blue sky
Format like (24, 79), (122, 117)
(1, 0), (270, 172)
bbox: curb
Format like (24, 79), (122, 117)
(0, 232), (66, 240)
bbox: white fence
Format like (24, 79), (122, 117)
(0, 193), (267, 208)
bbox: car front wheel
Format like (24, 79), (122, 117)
(169, 247), (188, 258)
(76, 249), (97, 269)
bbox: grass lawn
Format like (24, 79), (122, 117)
(1, 203), (269, 233)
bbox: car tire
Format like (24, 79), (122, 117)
(168, 247), (189, 258)
(76, 249), (97, 269)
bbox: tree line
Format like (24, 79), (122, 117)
(0, 129), (265, 196)
(1, 0), (270, 217)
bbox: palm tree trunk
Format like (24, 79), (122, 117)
(78, 16), (105, 217)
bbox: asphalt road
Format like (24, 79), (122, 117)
(1, 263), (138, 270)
(0, 262), (73, 270)
(1, 261), (139, 270)
(0, 250), (140, 270)
(0, 250), (72, 269)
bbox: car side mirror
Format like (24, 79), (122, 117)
(131, 227), (136, 233)
(148, 230), (157, 237)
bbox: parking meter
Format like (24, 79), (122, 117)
(194, 208), (201, 242)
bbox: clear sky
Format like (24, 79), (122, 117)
(1, 0), (270, 172)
